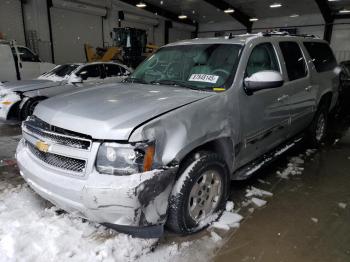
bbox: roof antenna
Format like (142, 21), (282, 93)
(228, 33), (234, 39)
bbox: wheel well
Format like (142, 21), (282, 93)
(319, 92), (332, 111)
(19, 96), (48, 120)
(6, 101), (21, 120)
(177, 138), (234, 178)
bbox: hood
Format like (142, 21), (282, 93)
(35, 83), (214, 140)
(0, 80), (61, 93)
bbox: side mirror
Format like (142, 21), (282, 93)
(244, 71), (284, 94)
(68, 74), (83, 84)
(79, 71), (89, 80)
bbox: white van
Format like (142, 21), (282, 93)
(0, 40), (55, 82)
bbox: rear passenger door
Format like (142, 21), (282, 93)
(278, 41), (315, 137)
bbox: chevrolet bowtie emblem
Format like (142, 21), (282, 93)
(35, 141), (49, 153)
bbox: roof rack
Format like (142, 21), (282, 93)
(262, 30), (319, 38)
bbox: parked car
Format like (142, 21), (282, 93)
(0, 40), (55, 81)
(0, 61), (132, 122)
(16, 33), (339, 238)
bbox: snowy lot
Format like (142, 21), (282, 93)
(0, 123), (336, 262)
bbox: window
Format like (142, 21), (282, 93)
(15, 47), (40, 62)
(77, 65), (101, 80)
(279, 42), (307, 81)
(43, 64), (79, 77)
(246, 43), (280, 77)
(304, 42), (337, 73)
(104, 64), (121, 77)
(119, 66), (129, 76)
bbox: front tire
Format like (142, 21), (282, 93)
(166, 152), (229, 234)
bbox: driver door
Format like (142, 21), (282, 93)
(237, 42), (290, 167)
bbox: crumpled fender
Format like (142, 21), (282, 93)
(129, 93), (237, 171)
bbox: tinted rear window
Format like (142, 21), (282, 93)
(303, 42), (337, 73)
(279, 41), (308, 81)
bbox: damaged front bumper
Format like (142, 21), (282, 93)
(16, 139), (177, 238)
(0, 93), (21, 121)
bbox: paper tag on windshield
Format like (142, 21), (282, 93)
(188, 74), (219, 83)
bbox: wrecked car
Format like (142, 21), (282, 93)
(0, 62), (131, 122)
(16, 33), (339, 238)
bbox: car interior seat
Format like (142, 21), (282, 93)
(246, 46), (272, 77)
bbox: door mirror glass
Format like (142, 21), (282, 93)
(79, 71), (89, 80)
(244, 70), (284, 93)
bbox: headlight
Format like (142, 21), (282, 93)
(96, 142), (155, 176)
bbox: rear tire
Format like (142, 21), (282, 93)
(307, 102), (329, 147)
(166, 151), (229, 234)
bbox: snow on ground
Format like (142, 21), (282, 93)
(275, 149), (316, 180)
(338, 202), (347, 209)
(245, 186), (273, 198)
(251, 198), (267, 207)
(0, 179), (245, 262)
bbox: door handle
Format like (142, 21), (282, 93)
(305, 86), (312, 92)
(277, 94), (289, 102)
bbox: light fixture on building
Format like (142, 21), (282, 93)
(339, 8), (350, 14)
(178, 14), (187, 19)
(270, 3), (282, 8)
(290, 14), (300, 18)
(136, 2), (147, 8)
(249, 17), (259, 21)
(224, 8), (235, 14)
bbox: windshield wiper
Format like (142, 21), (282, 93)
(124, 77), (148, 84)
(150, 79), (212, 91)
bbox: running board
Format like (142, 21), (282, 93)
(232, 135), (304, 180)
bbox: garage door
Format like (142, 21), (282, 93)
(0, 0), (25, 45)
(51, 7), (103, 64)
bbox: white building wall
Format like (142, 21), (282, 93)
(0, 0), (26, 45)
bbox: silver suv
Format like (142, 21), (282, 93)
(16, 33), (339, 238)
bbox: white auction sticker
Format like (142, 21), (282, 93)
(188, 74), (219, 83)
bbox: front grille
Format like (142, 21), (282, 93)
(26, 142), (86, 173)
(24, 116), (91, 150)
(25, 124), (91, 150)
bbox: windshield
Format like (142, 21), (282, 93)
(39, 64), (79, 80)
(128, 44), (243, 90)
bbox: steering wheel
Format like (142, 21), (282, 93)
(165, 62), (181, 79)
(211, 69), (230, 79)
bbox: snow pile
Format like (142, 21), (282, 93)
(0, 182), (245, 262)
(276, 149), (317, 179)
(211, 211), (243, 231)
(225, 201), (234, 212)
(251, 198), (267, 207)
(338, 202), (347, 209)
(311, 217), (319, 223)
(245, 186), (273, 198)
(0, 185), (158, 262)
(276, 156), (305, 179)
